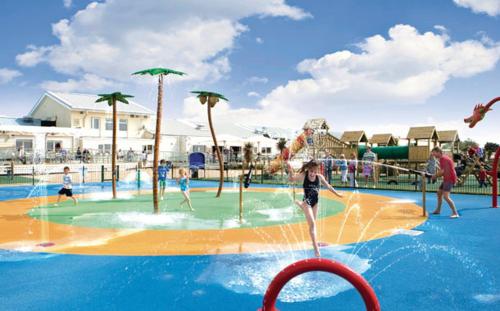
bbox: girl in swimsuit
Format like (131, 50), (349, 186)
(287, 160), (343, 257)
(177, 168), (194, 211)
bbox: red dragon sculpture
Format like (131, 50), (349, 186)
(465, 97), (500, 208)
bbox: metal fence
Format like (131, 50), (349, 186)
(0, 161), (497, 196)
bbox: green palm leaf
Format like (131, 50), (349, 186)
(96, 92), (134, 106)
(190, 90), (228, 101)
(132, 67), (186, 76)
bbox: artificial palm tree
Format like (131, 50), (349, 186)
(132, 68), (186, 214)
(95, 92), (134, 199)
(191, 91), (228, 197)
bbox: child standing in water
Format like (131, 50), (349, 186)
(177, 168), (194, 211)
(338, 154), (348, 186)
(158, 159), (171, 200)
(348, 153), (358, 188)
(287, 160), (343, 257)
(54, 166), (78, 206)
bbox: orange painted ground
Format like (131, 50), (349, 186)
(0, 188), (426, 256)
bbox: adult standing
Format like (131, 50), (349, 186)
(324, 151), (334, 184)
(431, 146), (459, 218)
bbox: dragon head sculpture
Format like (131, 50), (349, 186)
(464, 104), (492, 128)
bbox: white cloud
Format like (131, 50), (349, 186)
(0, 68), (22, 84)
(16, 46), (51, 67)
(247, 91), (260, 97)
(246, 76), (269, 84)
(453, 0), (500, 16)
(16, 0), (309, 90)
(40, 73), (118, 92)
(182, 24), (500, 136)
(182, 95), (303, 128)
(258, 24), (500, 110)
(63, 0), (72, 8)
(256, 37), (264, 44)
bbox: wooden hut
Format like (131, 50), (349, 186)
(340, 131), (369, 147)
(437, 130), (460, 154)
(407, 126), (439, 162)
(369, 134), (398, 147)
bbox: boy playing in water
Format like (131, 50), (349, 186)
(158, 159), (170, 200)
(54, 166), (77, 206)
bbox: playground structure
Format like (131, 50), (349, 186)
(258, 258), (380, 311)
(464, 96), (500, 208)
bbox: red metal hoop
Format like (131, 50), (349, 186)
(258, 258), (380, 311)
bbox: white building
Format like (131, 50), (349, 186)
(0, 91), (283, 161)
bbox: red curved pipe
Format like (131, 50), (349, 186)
(258, 258), (380, 311)
(492, 147), (499, 208)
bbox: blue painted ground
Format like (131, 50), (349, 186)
(0, 181), (499, 310)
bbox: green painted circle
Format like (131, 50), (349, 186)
(28, 190), (345, 230)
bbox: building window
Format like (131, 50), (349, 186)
(91, 117), (100, 129)
(47, 140), (63, 152)
(105, 118), (113, 131)
(119, 119), (128, 131)
(192, 145), (206, 153)
(261, 147), (272, 154)
(16, 139), (33, 151)
(98, 144), (111, 153)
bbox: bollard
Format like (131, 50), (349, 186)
(101, 165), (105, 183)
(137, 166), (141, 189)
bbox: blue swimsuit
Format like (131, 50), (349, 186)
(303, 175), (320, 207)
(179, 177), (188, 192)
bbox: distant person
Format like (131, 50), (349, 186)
(158, 159), (171, 200)
(127, 148), (134, 162)
(478, 166), (488, 188)
(425, 154), (439, 184)
(348, 153), (358, 188)
(54, 166), (78, 206)
(362, 146), (377, 187)
(324, 151), (334, 184)
(431, 147), (459, 218)
(18, 146), (26, 164)
(76, 147), (82, 163)
(142, 148), (148, 167)
(286, 160), (343, 257)
(338, 154), (348, 186)
(177, 168), (194, 211)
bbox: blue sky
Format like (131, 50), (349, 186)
(0, 0), (499, 143)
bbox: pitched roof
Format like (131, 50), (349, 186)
(407, 126), (439, 140)
(437, 130), (460, 142)
(30, 91), (155, 116)
(303, 118), (330, 131)
(369, 133), (397, 145)
(340, 131), (368, 143)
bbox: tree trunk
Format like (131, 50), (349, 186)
(153, 74), (163, 213)
(208, 104), (223, 197)
(112, 99), (117, 199)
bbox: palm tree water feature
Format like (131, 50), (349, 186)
(240, 142), (255, 222)
(95, 92), (134, 199)
(191, 91), (228, 198)
(133, 68), (186, 213)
